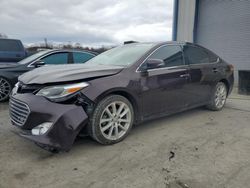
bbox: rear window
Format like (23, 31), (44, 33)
(183, 45), (210, 65)
(0, 39), (23, 52)
(207, 50), (218, 62)
(73, 52), (95, 63)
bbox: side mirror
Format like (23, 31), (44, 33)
(34, 60), (45, 68)
(140, 59), (164, 77)
(146, 59), (164, 69)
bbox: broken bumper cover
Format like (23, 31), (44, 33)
(9, 93), (88, 151)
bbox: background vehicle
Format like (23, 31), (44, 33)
(0, 38), (27, 63)
(0, 49), (96, 101)
(9, 42), (234, 152)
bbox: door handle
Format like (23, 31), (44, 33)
(213, 68), (218, 73)
(180, 73), (190, 78)
(216, 57), (220, 63)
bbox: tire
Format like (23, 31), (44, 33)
(206, 82), (228, 111)
(0, 77), (12, 102)
(88, 95), (134, 145)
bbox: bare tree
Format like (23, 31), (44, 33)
(0, 33), (8, 39)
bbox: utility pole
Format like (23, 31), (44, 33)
(44, 38), (48, 48)
(0, 33), (8, 38)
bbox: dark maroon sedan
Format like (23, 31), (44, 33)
(9, 42), (234, 152)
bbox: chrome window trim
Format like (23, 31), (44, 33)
(136, 44), (185, 73)
(27, 51), (59, 68)
(27, 51), (96, 68)
(187, 57), (220, 66)
(146, 65), (189, 72)
(136, 44), (220, 73)
(184, 44), (220, 66)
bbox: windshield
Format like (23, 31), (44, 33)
(85, 43), (154, 67)
(18, 50), (50, 64)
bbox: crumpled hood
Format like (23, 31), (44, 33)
(19, 64), (123, 84)
(0, 63), (19, 69)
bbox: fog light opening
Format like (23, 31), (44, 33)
(31, 122), (53, 136)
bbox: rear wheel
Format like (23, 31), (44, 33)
(206, 82), (228, 111)
(0, 77), (12, 102)
(89, 95), (134, 145)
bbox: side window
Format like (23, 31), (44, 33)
(147, 45), (184, 69)
(207, 50), (218, 62)
(183, 45), (210, 65)
(41, 53), (68, 64)
(73, 52), (95, 64)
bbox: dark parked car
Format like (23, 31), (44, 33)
(9, 42), (234, 152)
(0, 38), (27, 63)
(0, 49), (96, 101)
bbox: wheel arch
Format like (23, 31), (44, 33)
(0, 75), (13, 101)
(95, 88), (140, 123)
(219, 79), (230, 96)
(0, 74), (16, 87)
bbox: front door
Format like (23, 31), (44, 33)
(139, 45), (191, 118)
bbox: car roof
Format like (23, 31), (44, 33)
(123, 41), (194, 47)
(0, 38), (21, 42)
(39, 49), (98, 56)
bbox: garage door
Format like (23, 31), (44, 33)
(195, 0), (250, 84)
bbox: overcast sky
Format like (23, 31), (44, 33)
(0, 0), (173, 47)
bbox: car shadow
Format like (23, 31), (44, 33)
(24, 106), (211, 158)
(70, 106), (209, 152)
(130, 106), (214, 139)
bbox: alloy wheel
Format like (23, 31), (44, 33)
(215, 84), (227, 109)
(0, 78), (11, 101)
(99, 101), (132, 141)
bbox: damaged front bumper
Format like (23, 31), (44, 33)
(9, 93), (88, 151)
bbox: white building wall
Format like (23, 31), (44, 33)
(176, 0), (196, 42)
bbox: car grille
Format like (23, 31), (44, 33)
(9, 97), (30, 126)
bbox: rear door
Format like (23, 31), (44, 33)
(72, 52), (95, 64)
(139, 45), (191, 118)
(183, 44), (220, 106)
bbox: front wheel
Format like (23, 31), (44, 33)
(206, 82), (228, 111)
(0, 77), (12, 102)
(89, 95), (134, 145)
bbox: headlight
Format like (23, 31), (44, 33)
(12, 82), (20, 95)
(36, 82), (89, 100)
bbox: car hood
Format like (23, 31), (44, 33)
(0, 63), (19, 69)
(19, 64), (124, 84)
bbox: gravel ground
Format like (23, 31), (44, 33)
(0, 94), (250, 188)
